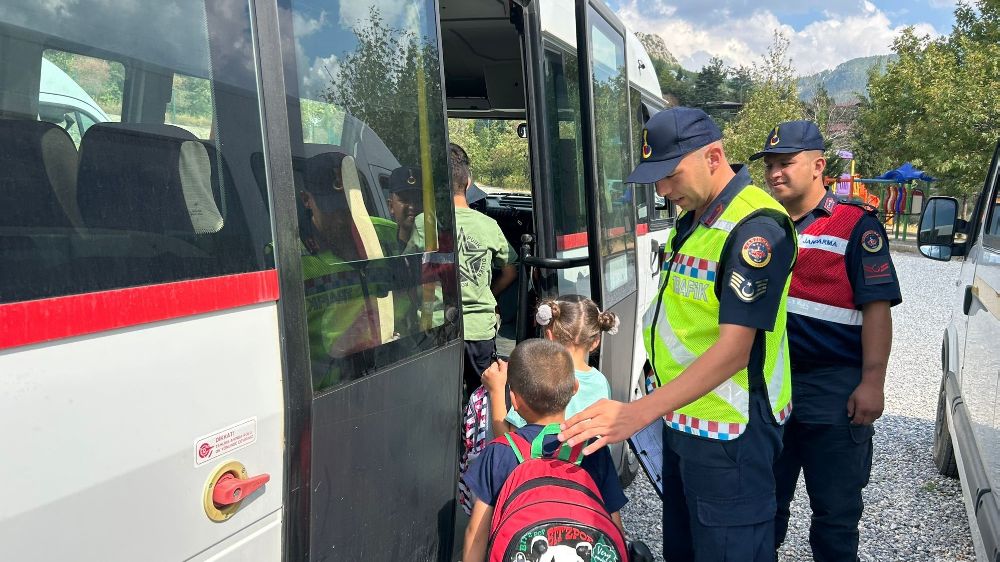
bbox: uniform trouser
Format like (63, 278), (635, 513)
(661, 392), (783, 562)
(773, 419), (875, 562)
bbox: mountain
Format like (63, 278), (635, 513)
(797, 55), (897, 103)
(635, 31), (678, 67)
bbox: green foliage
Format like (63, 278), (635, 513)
(722, 33), (804, 185)
(653, 58), (695, 105)
(448, 119), (530, 192)
(856, 0), (1000, 197)
(43, 50), (124, 116)
(692, 57), (728, 116)
(320, 7), (442, 167)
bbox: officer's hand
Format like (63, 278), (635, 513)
(847, 380), (884, 425)
(481, 359), (508, 395)
(558, 399), (639, 456)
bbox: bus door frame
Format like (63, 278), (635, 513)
(572, 0), (640, 399)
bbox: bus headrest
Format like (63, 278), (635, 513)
(77, 123), (222, 234)
(0, 118), (79, 228)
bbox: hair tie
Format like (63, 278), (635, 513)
(607, 315), (620, 335)
(535, 303), (553, 326)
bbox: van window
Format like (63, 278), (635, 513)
(167, 73), (214, 139)
(1, 0), (274, 304)
(278, 0), (460, 391)
(39, 49), (123, 146)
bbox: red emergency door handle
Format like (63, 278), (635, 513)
(212, 472), (270, 506)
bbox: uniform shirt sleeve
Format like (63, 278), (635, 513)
(846, 214), (902, 308)
(582, 445), (628, 514)
(718, 216), (795, 331)
(463, 441), (517, 507)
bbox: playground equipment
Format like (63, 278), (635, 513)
(826, 155), (935, 241)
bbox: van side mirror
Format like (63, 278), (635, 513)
(516, 122), (528, 139)
(918, 196), (958, 261)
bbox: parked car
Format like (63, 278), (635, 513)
(917, 139), (1000, 561)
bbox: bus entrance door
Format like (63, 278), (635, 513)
(575, 0), (641, 412)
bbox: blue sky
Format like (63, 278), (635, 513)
(607, 0), (957, 75)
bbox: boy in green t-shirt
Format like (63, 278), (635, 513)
(408, 144), (517, 400)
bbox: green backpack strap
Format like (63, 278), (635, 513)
(504, 432), (529, 464)
(529, 423), (585, 466)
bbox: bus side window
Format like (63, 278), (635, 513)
(1, 0), (273, 305)
(279, 0), (460, 392)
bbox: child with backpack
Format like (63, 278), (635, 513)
(457, 295), (619, 515)
(488, 295), (619, 436)
(462, 338), (628, 562)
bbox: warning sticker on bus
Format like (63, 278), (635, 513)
(194, 417), (257, 467)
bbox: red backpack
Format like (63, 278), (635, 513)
(487, 424), (628, 562)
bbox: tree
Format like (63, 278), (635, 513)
(653, 58), (694, 105)
(856, 0), (999, 196)
(722, 32), (804, 185)
(448, 119), (530, 191)
(319, 7), (443, 168)
(692, 57), (728, 118)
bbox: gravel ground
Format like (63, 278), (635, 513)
(622, 251), (975, 561)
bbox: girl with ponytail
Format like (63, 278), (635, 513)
(485, 294), (620, 436)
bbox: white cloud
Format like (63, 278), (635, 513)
(616, 0), (944, 75)
(293, 10), (327, 37)
(339, 0), (408, 29)
(301, 53), (339, 99)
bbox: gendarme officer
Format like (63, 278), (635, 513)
(752, 120), (901, 561)
(559, 107), (797, 561)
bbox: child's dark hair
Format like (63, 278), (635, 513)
(534, 294), (619, 348)
(507, 339), (576, 416)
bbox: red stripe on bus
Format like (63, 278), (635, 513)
(0, 270), (280, 350)
(556, 232), (588, 251)
(555, 226), (639, 251)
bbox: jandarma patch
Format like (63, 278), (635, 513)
(729, 271), (768, 303)
(741, 236), (772, 268)
(861, 230), (883, 253)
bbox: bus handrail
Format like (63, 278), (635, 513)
(521, 255), (589, 269)
(516, 234), (592, 342)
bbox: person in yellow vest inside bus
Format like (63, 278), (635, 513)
(558, 107), (798, 561)
(299, 151), (397, 390)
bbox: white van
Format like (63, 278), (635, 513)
(917, 139), (1000, 561)
(37, 57), (111, 144)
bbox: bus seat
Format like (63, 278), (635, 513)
(77, 123), (221, 234)
(340, 153), (395, 343)
(0, 118), (80, 228)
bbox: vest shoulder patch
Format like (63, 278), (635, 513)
(740, 236), (772, 268)
(861, 229), (884, 253)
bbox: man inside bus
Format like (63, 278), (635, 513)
(387, 165), (424, 253)
(407, 143), (518, 402)
(558, 107), (797, 561)
(299, 151), (398, 390)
